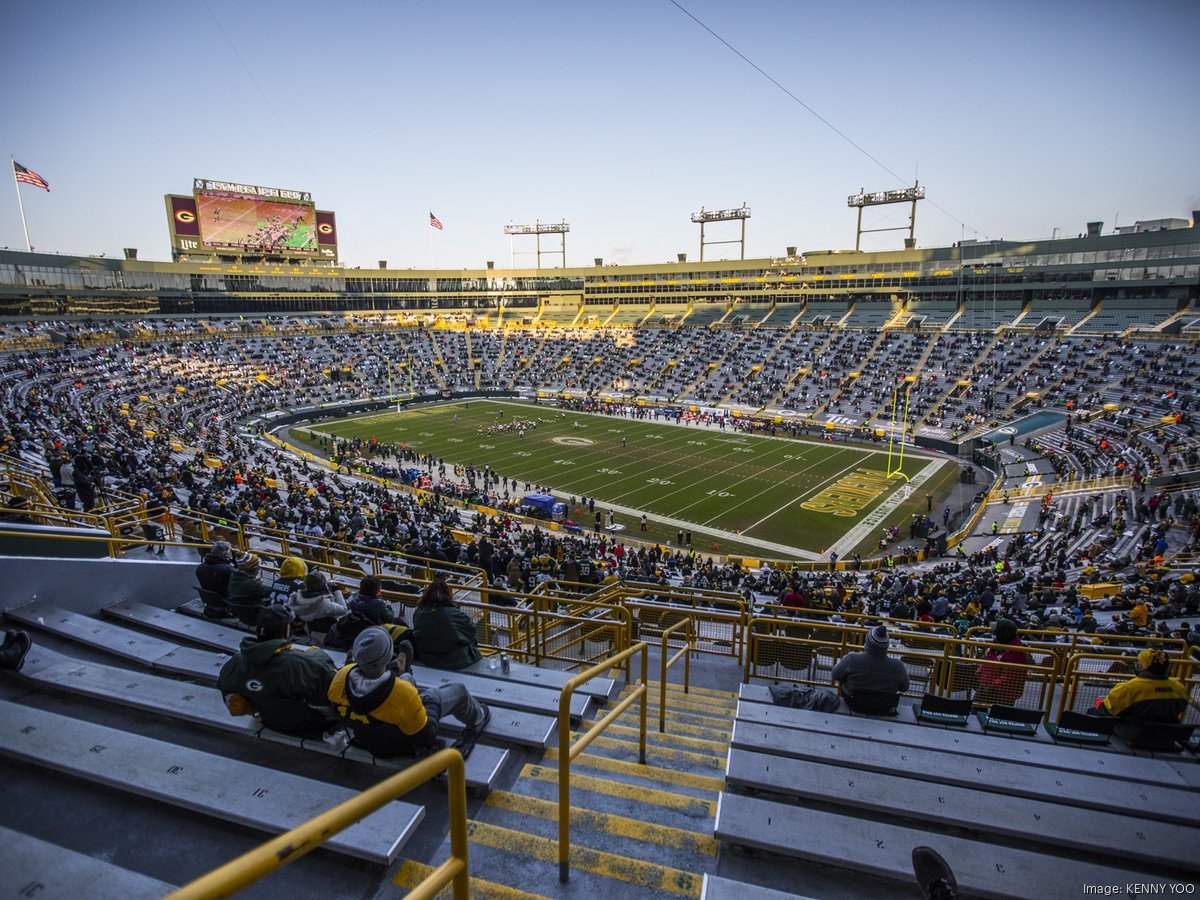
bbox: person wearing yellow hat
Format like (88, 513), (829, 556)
(1095, 649), (1188, 750)
(269, 556), (308, 607)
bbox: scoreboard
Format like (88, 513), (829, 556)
(166, 178), (337, 261)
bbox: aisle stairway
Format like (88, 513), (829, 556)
(396, 683), (739, 898)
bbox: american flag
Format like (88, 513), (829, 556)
(13, 161), (49, 192)
(429, 211), (444, 230)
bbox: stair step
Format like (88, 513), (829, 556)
(623, 704), (735, 730)
(580, 720), (730, 754)
(514, 765), (716, 831)
(458, 820), (705, 897)
(568, 733), (726, 773)
(608, 713), (732, 742)
(484, 790), (717, 858)
(622, 690), (737, 716)
(542, 747), (726, 794)
(391, 860), (553, 899)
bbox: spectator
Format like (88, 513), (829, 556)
(831, 625), (910, 714)
(973, 619), (1030, 705)
(1095, 649), (1188, 749)
(217, 606), (339, 738)
(0, 629), (32, 670)
(269, 556), (308, 606)
(195, 540), (235, 618)
(290, 569), (350, 635)
(1, 495), (35, 524)
(348, 574), (398, 626)
(412, 577), (482, 670)
(327, 626), (490, 759)
(1127, 599), (1150, 630)
(506, 555), (524, 593)
(226, 551), (274, 626)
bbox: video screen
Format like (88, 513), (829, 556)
(196, 190), (317, 254)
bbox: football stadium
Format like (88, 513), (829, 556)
(0, 190), (1198, 899)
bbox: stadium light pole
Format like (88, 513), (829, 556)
(691, 205), (751, 262)
(847, 183), (926, 251)
(504, 221), (570, 269)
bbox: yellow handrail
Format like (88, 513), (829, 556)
(659, 617), (693, 733)
(558, 641), (648, 882)
(166, 747), (470, 900)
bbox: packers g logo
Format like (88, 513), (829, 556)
(175, 209), (196, 224)
(317, 222), (333, 235)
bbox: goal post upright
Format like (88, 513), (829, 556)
(886, 377), (915, 482)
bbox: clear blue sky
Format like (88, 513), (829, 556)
(3, 0), (1198, 268)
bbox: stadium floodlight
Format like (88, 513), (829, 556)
(503, 222), (570, 235)
(505, 221), (569, 269)
(846, 186), (925, 207)
(847, 182), (925, 251)
(691, 204), (751, 261)
(690, 205), (751, 223)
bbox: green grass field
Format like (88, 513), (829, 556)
(304, 399), (958, 560)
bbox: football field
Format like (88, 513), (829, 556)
(306, 399), (958, 560)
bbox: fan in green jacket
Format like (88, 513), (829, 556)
(225, 551), (274, 626)
(412, 578), (481, 670)
(217, 605), (339, 738)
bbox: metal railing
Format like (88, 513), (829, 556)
(743, 615), (1065, 716)
(659, 617), (693, 732)
(558, 641), (648, 882)
(166, 747), (470, 900)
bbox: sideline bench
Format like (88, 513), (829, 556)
(724, 747), (1198, 872)
(8, 601), (556, 750)
(714, 792), (1176, 899)
(734, 701), (1188, 788)
(0, 700), (423, 865)
(107, 600), (595, 721)
(18, 645), (509, 791)
(729, 720), (1195, 824)
(2, 826), (176, 899)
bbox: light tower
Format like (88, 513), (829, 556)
(504, 221), (570, 269)
(691, 204), (750, 261)
(847, 183), (925, 251)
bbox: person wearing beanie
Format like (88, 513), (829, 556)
(1095, 649), (1188, 749)
(830, 624), (911, 715)
(327, 627), (491, 760)
(290, 569), (350, 635)
(195, 540), (235, 618)
(268, 556), (309, 607)
(226, 551), (273, 626)
(217, 605), (338, 738)
(973, 618), (1030, 706)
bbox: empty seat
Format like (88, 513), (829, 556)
(1046, 711), (1116, 747)
(976, 704), (1042, 737)
(912, 693), (972, 727)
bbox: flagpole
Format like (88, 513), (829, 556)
(11, 159), (31, 252)
(429, 220), (435, 269)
